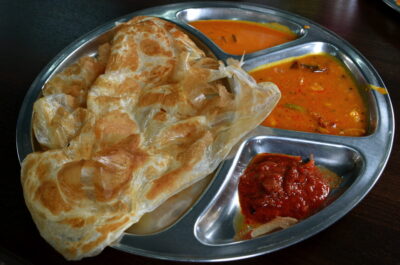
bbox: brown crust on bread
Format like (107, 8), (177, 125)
(21, 16), (280, 260)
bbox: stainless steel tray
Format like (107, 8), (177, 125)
(16, 2), (394, 262)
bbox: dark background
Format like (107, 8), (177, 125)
(1, 0), (399, 264)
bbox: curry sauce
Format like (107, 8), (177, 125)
(250, 53), (368, 136)
(189, 20), (297, 55)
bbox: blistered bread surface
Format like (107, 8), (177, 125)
(21, 16), (280, 260)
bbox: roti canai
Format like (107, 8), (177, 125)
(21, 16), (280, 260)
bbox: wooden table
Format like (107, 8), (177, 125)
(1, 0), (399, 264)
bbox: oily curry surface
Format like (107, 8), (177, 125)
(189, 20), (297, 55)
(250, 53), (368, 136)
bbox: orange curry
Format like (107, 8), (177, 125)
(250, 53), (368, 136)
(189, 20), (297, 55)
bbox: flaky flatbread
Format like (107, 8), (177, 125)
(21, 16), (280, 260)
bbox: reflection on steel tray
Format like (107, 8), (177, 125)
(15, 2), (394, 262)
(383, 0), (400, 13)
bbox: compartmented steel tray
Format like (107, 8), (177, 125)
(16, 2), (394, 262)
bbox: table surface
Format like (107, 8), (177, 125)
(1, 0), (399, 264)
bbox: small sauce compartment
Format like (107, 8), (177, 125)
(244, 42), (378, 136)
(177, 8), (304, 55)
(194, 136), (364, 245)
(235, 153), (340, 240)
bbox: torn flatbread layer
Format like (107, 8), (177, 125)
(21, 16), (281, 260)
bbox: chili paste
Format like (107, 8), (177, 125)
(238, 153), (330, 224)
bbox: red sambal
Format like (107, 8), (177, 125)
(238, 153), (330, 224)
